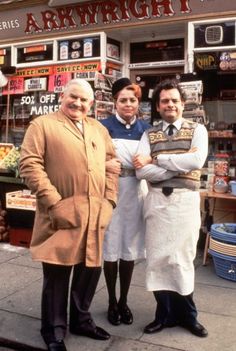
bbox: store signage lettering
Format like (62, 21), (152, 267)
(17, 66), (53, 77)
(128, 59), (184, 68)
(55, 63), (100, 73)
(20, 93), (60, 115)
(0, 19), (19, 31)
(24, 0), (191, 34)
(48, 73), (71, 92)
(195, 54), (217, 70)
(24, 77), (47, 91)
(16, 63), (100, 77)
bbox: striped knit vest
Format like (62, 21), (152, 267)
(147, 119), (201, 190)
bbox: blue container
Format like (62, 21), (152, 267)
(210, 223), (236, 244)
(209, 250), (236, 282)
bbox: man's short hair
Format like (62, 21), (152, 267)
(152, 79), (186, 106)
(63, 78), (94, 100)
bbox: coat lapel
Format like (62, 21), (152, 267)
(56, 110), (84, 141)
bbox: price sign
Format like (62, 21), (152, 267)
(48, 73), (71, 92)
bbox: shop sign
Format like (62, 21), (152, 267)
(24, 77), (47, 91)
(1, 1), (235, 40)
(15, 62), (100, 78)
(54, 62), (101, 74)
(73, 71), (96, 79)
(24, 0), (192, 35)
(195, 53), (218, 71)
(16, 66), (54, 77)
(20, 92), (60, 116)
(128, 60), (184, 68)
(219, 52), (236, 71)
(24, 45), (47, 53)
(2, 77), (24, 95)
(48, 73), (71, 92)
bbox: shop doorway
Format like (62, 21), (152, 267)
(130, 68), (183, 124)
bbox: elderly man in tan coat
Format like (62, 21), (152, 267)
(20, 79), (118, 351)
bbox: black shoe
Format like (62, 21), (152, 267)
(47, 340), (67, 351)
(70, 325), (110, 340)
(181, 321), (208, 337)
(108, 306), (121, 326)
(118, 304), (133, 324)
(144, 320), (164, 334)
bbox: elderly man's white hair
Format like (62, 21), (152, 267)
(63, 78), (94, 100)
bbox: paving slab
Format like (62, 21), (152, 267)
(0, 279), (42, 318)
(0, 244), (235, 351)
(141, 311), (236, 351)
(0, 263), (42, 300)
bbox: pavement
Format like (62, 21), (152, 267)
(0, 243), (235, 351)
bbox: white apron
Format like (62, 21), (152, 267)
(103, 138), (147, 261)
(144, 188), (201, 295)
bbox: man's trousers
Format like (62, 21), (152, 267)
(41, 262), (101, 344)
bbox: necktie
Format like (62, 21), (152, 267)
(168, 124), (175, 136)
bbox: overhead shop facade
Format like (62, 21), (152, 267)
(0, 0), (235, 144)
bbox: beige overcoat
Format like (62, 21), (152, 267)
(19, 110), (118, 267)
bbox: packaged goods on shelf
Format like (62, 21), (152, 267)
(6, 190), (36, 211)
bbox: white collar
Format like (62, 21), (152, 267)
(116, 113), (136, 129)
(162, 118), (183, 132)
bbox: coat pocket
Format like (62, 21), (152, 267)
(49, 196), (81, 230)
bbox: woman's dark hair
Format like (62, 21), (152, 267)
(152, 79), (186, 107)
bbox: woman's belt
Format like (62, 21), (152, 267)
(119, 168), (136, 177)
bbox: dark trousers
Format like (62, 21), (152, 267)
(41, 262), (101, 344)
(153, 290), (198, 326)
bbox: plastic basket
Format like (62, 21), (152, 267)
(210, 223), (236, 244)
(209, 249), (236, 282)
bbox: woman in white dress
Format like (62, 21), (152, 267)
(100, 78), (150, 326)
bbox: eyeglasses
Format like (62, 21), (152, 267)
(160, 98), (181, 104)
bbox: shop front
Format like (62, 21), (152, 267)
(0, 0), (236, 245)
(0, 0), (235, 144)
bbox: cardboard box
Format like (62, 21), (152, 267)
(9, 227), (32, 248)
(6, 190), (36, 211)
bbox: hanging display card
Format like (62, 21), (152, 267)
(2, 77), (24, 95)
(24, 77), (47, 91)
(48, 73), (71, 92)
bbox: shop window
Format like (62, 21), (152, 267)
(194, 22), (235, 48)
(0, 47), (11, 68)
(0, 90), (60, 145)
(194, 50), (236, 100)
(130, 39), (184, 64)
(17, 44), (53, 64)
(57, 36), (100, 60)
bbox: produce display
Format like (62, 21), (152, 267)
(0, 202), (9, 243)
(2, 146), (21, 176)
(0, 144), (13, 165)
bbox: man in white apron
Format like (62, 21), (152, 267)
(133, 79), (208, 337)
